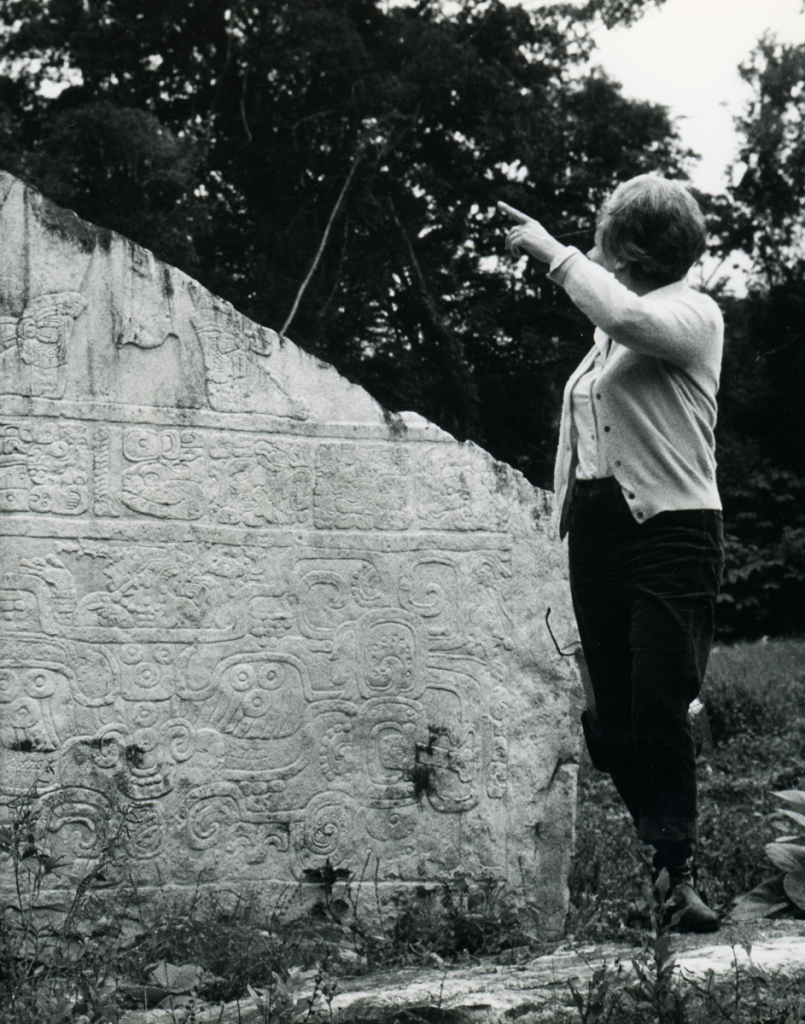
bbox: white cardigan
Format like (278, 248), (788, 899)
(549, 248), (724, 539)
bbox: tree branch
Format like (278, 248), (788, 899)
(388, 198), (479, 430)
(240, 69), (253, 143)
(280, 146), (364, 338)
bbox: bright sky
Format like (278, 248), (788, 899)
(586, 0), (805, 194)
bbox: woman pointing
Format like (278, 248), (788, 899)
(501, 176), (723, 932)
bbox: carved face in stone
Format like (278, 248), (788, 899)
(16, 293), (87, 368)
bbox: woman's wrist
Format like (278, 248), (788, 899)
(548, 246), (582, 283)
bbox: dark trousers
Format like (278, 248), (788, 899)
(568, 477), (723, 844)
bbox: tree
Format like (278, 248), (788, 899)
(0, 0), (687, 488)
(705, 37), (805, 638)
(717, 36), (805, 290)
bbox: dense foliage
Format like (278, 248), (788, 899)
(708, 38), (805, 638)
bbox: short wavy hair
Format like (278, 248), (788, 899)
(597, 175), (707, 287)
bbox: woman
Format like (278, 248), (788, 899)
(500, 176), (724, 932)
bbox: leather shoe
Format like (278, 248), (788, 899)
(665, 880), (719, 933)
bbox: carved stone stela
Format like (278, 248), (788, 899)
(0, 172), (579, 932)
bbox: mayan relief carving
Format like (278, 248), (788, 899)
(0, 529), (558, 890)
(0, 422), (91, 516)
(192, 313), (310, 419)
(0, 171), (578, 934)
(0, 292), (87, 398)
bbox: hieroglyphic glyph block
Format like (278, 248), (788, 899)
(0, 171), (581, 935)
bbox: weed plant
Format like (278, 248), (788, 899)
(0, 771), (130, 1023)
(389, 872), (543, 963)
(116, 886), (290, 1004)
(566, 864), (805, 1024)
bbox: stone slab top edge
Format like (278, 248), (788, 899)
(0, 393), (452, 442)
(0, 170), (526, 461)
(0, 170), (559, 535)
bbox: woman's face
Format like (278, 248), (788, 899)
(587, 216), (634, 288)
(586, 218), (620, 274)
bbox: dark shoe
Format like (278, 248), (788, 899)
(665, 880), (719, 933)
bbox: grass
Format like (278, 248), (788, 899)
(1, 638), (804, 1022)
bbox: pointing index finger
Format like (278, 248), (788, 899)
(497, 200), (531, 224)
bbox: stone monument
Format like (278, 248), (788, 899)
(0, 171), (580, 935)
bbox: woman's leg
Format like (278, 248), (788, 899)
(627, 508), (723, 847)
(568, 480), (643, 824)
(569, 483), (724, 929)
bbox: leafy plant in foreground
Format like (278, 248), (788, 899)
(567, 871), (685, 1024)
(733, 789), (805, 921)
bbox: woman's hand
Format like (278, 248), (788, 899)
(498, 201), (565, 264)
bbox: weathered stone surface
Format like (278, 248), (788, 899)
(0, 171), (580, 932)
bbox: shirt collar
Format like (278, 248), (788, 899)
(593, 327), (610, 354)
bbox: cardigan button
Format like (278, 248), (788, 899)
(628, 492), (635, 499)
(604, 425), (611, 432)
(615, 460), (622, 468)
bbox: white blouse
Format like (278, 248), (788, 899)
(571, 332), (613, 480)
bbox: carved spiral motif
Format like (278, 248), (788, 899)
(120, 644), (146, 665)
(164, 719), (195, 762)
(303, 793), (353, 858)
(241, 689), (269, 718)
(23, 666), (58, 699)
(153, 646), (175, 665)
(7, 697), (38, 730)
(135, 663), (160, 688)
(351, 562), (384, 608)
(254, 662), (285, 690)
(186, 793), (240, 850)
(131, 727), (158, 755)
(123, 427), (163, 462)
(229, 664), (255, 692)
(41, 788), (110, 857)
(91, 726), (127, 769)
(132, 703), (159, 728)
(319, 721), (355, 783)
